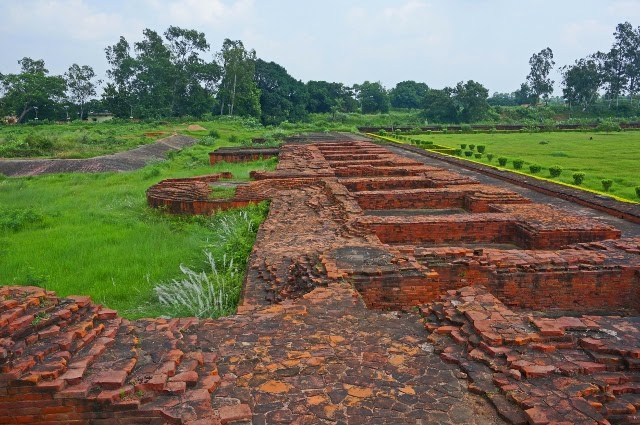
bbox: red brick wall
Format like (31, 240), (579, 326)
(370, 220), (515, 245)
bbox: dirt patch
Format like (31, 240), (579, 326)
(187, 124), (207, 131)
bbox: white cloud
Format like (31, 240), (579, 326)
(145, 0), (256, 29)
(562, 19), (612, 48)
(0, 0), (136, 42)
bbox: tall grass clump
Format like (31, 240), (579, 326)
(153, 201), (269, 318)
(154, 252), (240, 318)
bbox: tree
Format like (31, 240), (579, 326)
(103, 28), (220, 119)
(216, 39), (261, 118)
(354, 81), (390, 114)
(0, 58), (66, 123)
(164, 26), (220, 117)
(390, 80), (429, 109)
(487, 92), (517, 107)
(306, 81), (357, 114)
(613, 22), (640, 105)
(513, 83), (534, 105)
(103, 36), (137, 117)
(254, 59), (308, 125)
(526, 47), (555, 104)
(453, 80), (489, 122)
(422, 88), (457, 123)
(65, 64), (100, 119)
(561, 57), (602, 111)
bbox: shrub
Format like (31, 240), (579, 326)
(489, 127), (497, 134)
(468, 144), (476, 151)
(486, 153), (494, 162)
(636, 187), (640, 198)
(474, 153), (482, 159)
(460, 124), (472, 133)
(208, 129), (220, 139)
(378, 129), (387, 136)
(512, 159), (524, 170)
(498, 157), (508, 166)
(229, 135), (239, 144)
(539, 140), (549, 145)
(597, 119), (621, 133)
(529, 164), (541, 174)
(476, 145), (486, 153)
(572, 172), (586, 185)
(601, 179), (613, 191)
(464, 150), (473, 157)
(549, 165), (563, 177)
(454, 148), (462, 156)
(460, 144), (467, 149)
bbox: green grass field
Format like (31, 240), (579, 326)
(0, 120), (276, 318)
(407, 131), (640, 202)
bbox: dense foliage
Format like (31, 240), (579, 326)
(2, 22), (640, 126)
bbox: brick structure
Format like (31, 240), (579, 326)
(208, 147), (279, 165)
(3, 134), (640, 424)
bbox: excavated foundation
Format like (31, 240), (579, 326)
(2, 133), (640, 424)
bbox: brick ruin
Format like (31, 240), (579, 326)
(2, 134), (640, 424)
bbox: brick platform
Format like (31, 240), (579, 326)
(208, 147), (279, 165)
(3, 134), (640, 424)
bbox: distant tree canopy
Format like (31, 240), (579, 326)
(355, 81), (390, 114)
(306, 81), (357, 114)
(422, 80), (489, 123)
(390, 80), (429, 109)
(255, 59), (308, 125)
(0, 58), (66, 122)
(103, 27), (220, 119)
(2, 21), (640, 124)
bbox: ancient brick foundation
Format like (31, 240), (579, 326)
(3, 133), (640, 424)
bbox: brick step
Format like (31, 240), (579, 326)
(9, 303), (107, 384)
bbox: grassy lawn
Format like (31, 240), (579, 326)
(407, 131), (640, 202)
(0, 120), (276, 318)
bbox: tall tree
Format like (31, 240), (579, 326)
(513, 83), (534, 105)
(164, 26), (220, 116)
(65, 64), (100, 120)
(103, 28), (219, 118)
(0, 58), (66, 123)
(354, 81), (390, 114)
(422, 88), (457, 123)
(254, 59), (308, 125)
(453, 80), (489, 123)
(613, 22), (640, 105)
(390, 80), (429, 109)
(306, 81), (357, 114)
(103, 36), (137, 117)
(216, 39), (261, 118)
(526, 47), (555, 104)
(561, 57), (602, 111)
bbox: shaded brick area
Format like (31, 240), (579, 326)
(421, 286), (640, 425)
(209, 147), (279, 165)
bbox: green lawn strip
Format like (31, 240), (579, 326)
(0, 134), (276, 319)
(374, 132), (640, 203)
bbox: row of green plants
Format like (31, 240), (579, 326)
(455, 149), (629, 194)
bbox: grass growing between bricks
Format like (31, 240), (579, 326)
(0, 133), (275, 319)
(403, 131), (640, 202)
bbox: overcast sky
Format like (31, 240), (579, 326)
(1, 0), (639, 95)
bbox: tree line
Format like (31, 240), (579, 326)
(1, 22), (639, 125)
